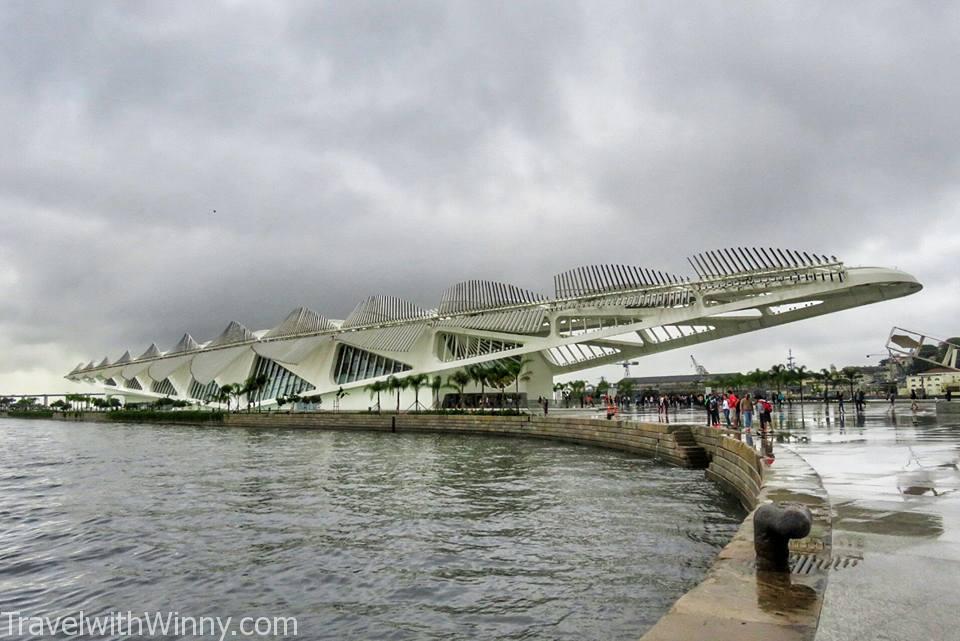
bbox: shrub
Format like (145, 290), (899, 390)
(6, 409), (55, 418)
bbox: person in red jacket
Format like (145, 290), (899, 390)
(727, 390), (739, 427)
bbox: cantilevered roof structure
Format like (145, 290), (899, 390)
(67, 247), (922, 410)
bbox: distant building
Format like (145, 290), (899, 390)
(858, 365), (898, 392)
(617, 373), (738, 395)
(902, 368), (960, 396)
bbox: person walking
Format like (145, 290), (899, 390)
(758, 397), (773, 436)
(739, 393), (754, 444)
(728, 390), (740, 427)
(722, 396), (731, 427)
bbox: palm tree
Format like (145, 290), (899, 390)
(386, 375), (408, 412)
(840, 366), (862, 398)
(218, 384), (235, 412)
(616, 379), (635, 407)
(552, 382), (565, 404)
(235, 386), (247, 412)
(446, 370), (471, 409)
(366, 380), (387, 413)
(288, 393), (304, 410)
(405, 373), (429, 412)
(819, 368), (834, 403)
(792, 366), (808, 401)
(709, 375), (731, 393)
(792, 365), (809, 422)
(596, 377), (610, 401)
(429, 375), (443, 409)
(334, 386), (349, 411)
(749, 368), (768, 396)
(569, 379), (587, 408)
(505, 358), (533, 408)
(768, 364), (787, 397)
(243, 373), (269, 412)
(486, 362), (511, 407)
(466, 364), (491, 411)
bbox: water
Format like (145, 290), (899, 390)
(0, 419), (743, 640)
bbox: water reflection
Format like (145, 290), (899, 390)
(756, 571), (818, 614)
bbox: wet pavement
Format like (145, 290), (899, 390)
(600, 400), (959, 641)
(783, 404), (959, 641)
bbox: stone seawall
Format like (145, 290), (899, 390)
(222, 413), (718, 474)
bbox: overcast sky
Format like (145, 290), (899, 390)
(1, 1), (958, 395)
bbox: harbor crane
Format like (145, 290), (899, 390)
(690, 355), (709, 376)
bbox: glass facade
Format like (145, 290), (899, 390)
(248, 356), (315, 402)
(438, 332), (520, 362)
(333, 344), (411, 384)
(104, 378), (118, 386)
(188, 379), (221, 402)
(151, 378), (178, 396)
(125, 378), (143, 390)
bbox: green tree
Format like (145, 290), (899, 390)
(242, 373), (269, 412)
(768, 364), (788, 396)
(569, 380), (587, 408)
(483, 362), (510, 407)
(466, 364), (491, 411)
(366, 380), (387, 413)
(216, 385), (233, 412)
(227, 383), (245, 412)
(334, 386), (349, 411)
(792, 365), (809, 405)
(747, 368), (768, 395)
(818, 368), (834, 403)
(505, 358), (533, 408)
(429, 375), (443, 409)
(405, 374), (429, 412)
(446, 371), (471, 409)
(288, 393), (304, 410)
(616, 379), (635, 407)
(840, 366), (863, 398)
(386, 375), (408, 412)
(596, 377), (610, 400)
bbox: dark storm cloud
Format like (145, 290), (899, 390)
(0, 1), (957, 391)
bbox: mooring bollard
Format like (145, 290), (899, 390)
(754, 503), (812, 572)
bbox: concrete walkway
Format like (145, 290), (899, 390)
(614, 401), (959, 641)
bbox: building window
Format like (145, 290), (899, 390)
(151, 378), (177, 396)
(248, 356), (315, 402)
(333, 345), (411, 384)
(438, 332), (521, 362)
(188, 379), (221, 402)
(125, 378), (143, 391)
